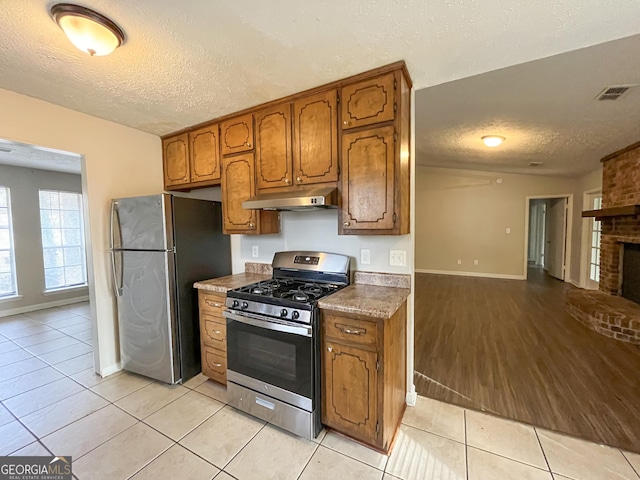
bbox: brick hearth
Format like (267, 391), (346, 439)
(569, 141), (640, 344)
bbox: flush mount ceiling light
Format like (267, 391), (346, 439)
(50, 3), (125, 56)
(481, 135), (505, 148)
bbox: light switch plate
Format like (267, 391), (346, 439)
(361, 249), (371, 265)
(252, 245), (259, 258)
(389, 250), (406, 267)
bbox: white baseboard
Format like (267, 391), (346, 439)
(100, 363), (122, 378)
(406, 391), (417, 406)
(0, 296), (90, 318)
(415, 269), (525, 280)
(570, 279), (582, 288)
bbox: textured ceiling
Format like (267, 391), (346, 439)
(0, 1), (639, 136)
(415, 34), (640, 177)
(0, 139), (81, 174)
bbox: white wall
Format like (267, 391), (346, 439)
(0, 88), (162, 376)
(569, 167), (602, 287)
(0, 165), (88, 313)
(415, 166), (577, 278)
(232, 210), (412, 275)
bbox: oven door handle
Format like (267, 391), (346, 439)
(223, 310), (312, 337)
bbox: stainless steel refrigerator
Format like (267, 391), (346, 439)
(110, 194), (231, 384)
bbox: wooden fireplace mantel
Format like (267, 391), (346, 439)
(582, 205), (640, 219)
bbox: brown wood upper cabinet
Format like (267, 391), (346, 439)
(341, 73), (396, 130)
(162, 133), (189, 188)
(293, 90), (339, 185)
(339, 70), (410, 235)
(321, 301), (407, 452)
(221, 113), (254, 156)
(221, 153), (279, 235)
(189, 124), (221, 184)
(163, 126), (222, 190)
(255, 103), (293, 192)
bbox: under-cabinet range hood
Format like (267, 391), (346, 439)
(242, 187), (338, 211)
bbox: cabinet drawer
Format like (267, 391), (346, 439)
(201, 314), (226, 351)
(202, 346), (227, 384)
(199, 291), (226, 316)
(323, 314), (377, 348)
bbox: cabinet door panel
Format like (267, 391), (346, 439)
(323, 342), (378, 444)
(255, 103), (292, 191)
(341, 126), (395, 230)
(341, 74), (395, 130)
(293, 90), (338, 185)
(163, 134), (189, 187)
(189, 124), (220, 183)
(221, 114), (254, 156)
(221, 154), (258, 233)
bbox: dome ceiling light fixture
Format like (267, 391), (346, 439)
(481, 135), (506, 148)
(50, 3), (125, 56)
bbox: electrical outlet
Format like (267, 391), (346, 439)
(389, 250), (406, 267)
(457, 259), (462, 265)
(252, 245), (259, 258)
(360, 249), (371, 265)
(474, 259), (479, 266)
(506, 227), (511, 234)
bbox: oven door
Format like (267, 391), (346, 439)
(224, 309), (314, 402)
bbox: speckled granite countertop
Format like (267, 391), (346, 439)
(318, 284), (410, 319)
(193, 273), (271, 293)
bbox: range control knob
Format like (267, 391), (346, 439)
(291, 311), (300, 320)
(232, 300), (239, 308)
(280, 309), (288, 318)
(241, 301), (249, 310)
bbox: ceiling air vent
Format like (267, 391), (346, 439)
(0, 147), (13, 153)
(595, 84), (636, 101)
(529, 161), (543, 168)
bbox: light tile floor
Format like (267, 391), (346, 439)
(1, 303), (640, 479)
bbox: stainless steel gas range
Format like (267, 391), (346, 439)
(223, 251), (350, 440)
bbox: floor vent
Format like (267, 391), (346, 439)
(595, 85), (636, 101)
(529, 161), (543, 167)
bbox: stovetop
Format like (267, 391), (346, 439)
(233, 278), (342, 305)
(225, 251), (350, 324)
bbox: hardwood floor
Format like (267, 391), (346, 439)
(414, 267), (640, 453)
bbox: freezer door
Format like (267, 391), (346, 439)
(117, 250), (180, 384)
(113, 194), (173, 251)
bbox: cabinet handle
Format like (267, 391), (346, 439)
(343, 222), (350, 227)
(205, 300), (221, 308)
(213, 330), (222, 335)
(343, 328), (362, 335)
(249, 222), (255, 229)
(327, 346), (333, 352)
(343, 120), (350, 126)
(246, 142), (252, 147)
(212, 362), (222, 367)
(285, 178), (290, 184)
(296, 177), (302, 182)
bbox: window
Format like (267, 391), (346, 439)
(0, 187), (17, 297)
(39, 190), (87, 291)
(589, 196), (602, 283)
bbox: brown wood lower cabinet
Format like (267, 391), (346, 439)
(321, 302), (406, 453)
(198, 290), (227, 385)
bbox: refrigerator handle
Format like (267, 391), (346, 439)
(110, 200), (118, 250)
(110, 250), (123, 297)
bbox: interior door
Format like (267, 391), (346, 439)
(544, 198), (567, 280)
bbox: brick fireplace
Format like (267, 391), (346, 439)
(567, 140), (640, 344)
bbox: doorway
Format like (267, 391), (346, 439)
(0, 139), (96, 379)
(525, 195), (572, 281)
